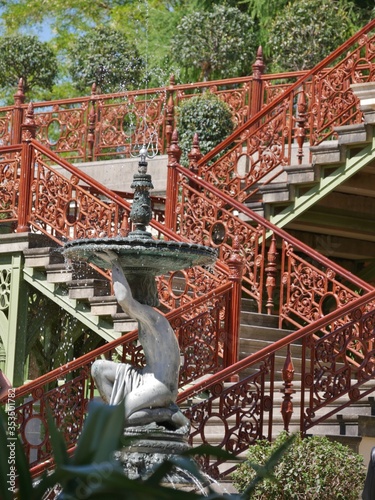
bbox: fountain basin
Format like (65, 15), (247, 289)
(63, 236), (217, 306)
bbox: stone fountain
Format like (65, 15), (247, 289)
(63, 146), (217, 486)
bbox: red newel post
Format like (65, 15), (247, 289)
(16, 103), (37, 233)
(165, 129), (181, 231)
(265, 233), (278, 315)
(188, 132), (202, 175)
(281, 344), (295, 432)
(226, 236), (244, 381)
(12, 78), (25, 145)
(294, 90), (308, 165)
(165, 75), (175, 152)
(188, 133), (202, 192)
(87, 83), (98, 161)
(250, 46), (265, 120)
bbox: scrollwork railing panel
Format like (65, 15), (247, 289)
(200, 98), (292, 202)
(280, 240), (359, 330)
(4, 284), (233, 468)
(198, 21), (375, 203)
(94, 92), (167, 160)
(183, 355), (274, 479)
(14, 369), (89, 467)
(29, 147), (130, 241)
(157, 266), (226, 311)
(303, 305), (375, 432)
(310, 32), (375, 145)
(0, 108), (13, 147)
(34, 103), (89, 161)
(174, 170), (266, 307)
(0, 150), (21, 222)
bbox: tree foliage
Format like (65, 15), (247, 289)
(171, 4), (259, 81)
(232, 432), (366, 499)
(67, 26), (144, 93)
(177, 92), (234, 165)
(0, 0), (372, 98)
(267, 0), (356, 71)
(0, 34), (58, 99)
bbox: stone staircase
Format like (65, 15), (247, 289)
(184, 298), (375, 480)
(22, 246), (375, 455)
(22, 245), (137, 343)
(244, 98), (375, 276)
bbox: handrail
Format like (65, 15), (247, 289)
(177, 288), (375, 403)
(175, 164), (373, 294)
(0, 281), (232, 402)
(197, 18), (375, 166)
(30, 139), (187, 244)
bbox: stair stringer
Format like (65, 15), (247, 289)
(269, 127), (375, 229)
(23, 266), (122, 344)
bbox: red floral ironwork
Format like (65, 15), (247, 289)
(303, 304), (375, 432)
(197, 20), (375, 202)
(15, 370), (89, 466)
(0, 150), (20, 222)
(1, 20), (375, 484)
(184, 355), (274, 478)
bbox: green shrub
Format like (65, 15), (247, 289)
(232, 432), (366, 499)
(177, 92), (234, 166)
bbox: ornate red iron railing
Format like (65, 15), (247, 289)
(1, 129), (374, 479)
(165, 157), (372, 328)
(177, 289), (375, 479)
(5, 285), (375, 480)
(0, 281), (233, 468)
(195, 19), (375, 203)
(0, 53), (313, 162)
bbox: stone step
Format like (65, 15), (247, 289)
(285, 163), (318, 185)
(45, 263), (73, 283)
(239, 323), (293, 342)
(112, 313), (138, 333)
(23, 246), (64, 268)
(259, 182), (291, 204)
(310, 140), (345, 165)
(240, 310), (279, 328)
(68, 279), (110, 300)
(335, 122), (370, 145)
(89, 295), (120, 316)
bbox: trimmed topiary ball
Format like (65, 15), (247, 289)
(177, 92), (234, 166)
(232, 432), (366, 499)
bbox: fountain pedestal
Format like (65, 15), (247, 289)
(116, 424), (195, 486)
(63, 153), (216, 490)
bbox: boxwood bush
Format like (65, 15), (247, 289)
(232, 432), (366, 500)
(177, 92), (234, 166)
